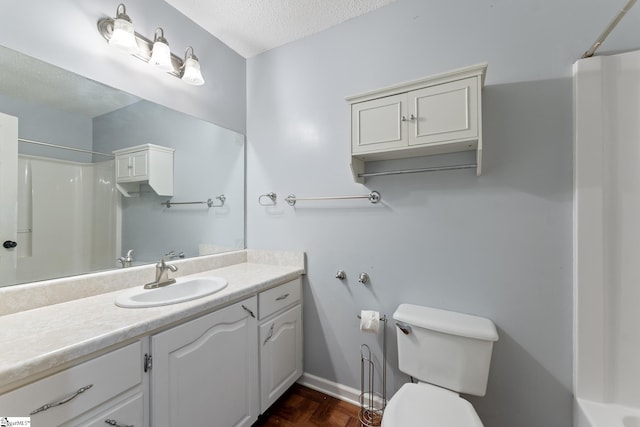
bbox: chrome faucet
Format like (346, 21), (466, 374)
(144, 258), (178, 289)
(117, 249), (134, 268)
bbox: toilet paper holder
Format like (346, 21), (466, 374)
(357, 313), (387, 426)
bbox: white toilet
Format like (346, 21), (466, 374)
(382, 304), (499, 426)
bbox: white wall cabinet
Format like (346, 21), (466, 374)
(150, 297), (259, 427)
(347, 63), (487, 183)
(258, 279), (303, 412)
(113, 144), (174, 197)
(0, 341), (146, 427)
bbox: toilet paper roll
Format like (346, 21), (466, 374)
(360, 310), (380, 333)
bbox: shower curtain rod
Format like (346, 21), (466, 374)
(18, 137), (115, 158)
(582, 0), (637, 58)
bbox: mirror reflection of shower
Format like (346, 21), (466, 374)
(16, 139), (118, 284)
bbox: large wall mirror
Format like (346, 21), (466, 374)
(0, 44), (245, 287)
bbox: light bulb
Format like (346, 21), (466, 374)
(109, 4), (137, 53)
(150, 28), (173, 72)
(181, 47), (205, 85)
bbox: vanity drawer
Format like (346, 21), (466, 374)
(0, 341), (143, 426)
(258, 278), (301, 320)
(70, 389), (144, 427)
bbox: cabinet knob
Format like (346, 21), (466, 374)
(3, 240), (17, 249)
(401, 114), (417, 122)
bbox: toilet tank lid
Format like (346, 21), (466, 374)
(393, 304), (499, 341)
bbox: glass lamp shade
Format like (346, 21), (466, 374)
(109, 17), (138, 53)
(150, 40), (173, 72)
(182, 57), (205, 85)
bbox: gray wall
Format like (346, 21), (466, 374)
(245, 1), (638, 426)
(0, 93), (93, 162)
(0, 0), (246, 134)
(93, 101), (245, 262)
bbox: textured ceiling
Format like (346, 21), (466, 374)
(0, 45), (141, 118)
(164, 0), (398, 58)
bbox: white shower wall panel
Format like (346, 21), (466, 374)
(16, 156), (116, 283)
(574, 49), (640, 414)
(604, 51), (640, 406)
(91, 160), (119, 271)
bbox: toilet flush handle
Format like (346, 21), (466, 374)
(395, 322), (411, 335)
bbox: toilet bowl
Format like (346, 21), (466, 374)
(381, 304), (498, 427)
(382, 383), (483, 426)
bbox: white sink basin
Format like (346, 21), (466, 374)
(115, 276), (228, 308)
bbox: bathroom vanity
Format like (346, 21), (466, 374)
(0, 250), (304, 427)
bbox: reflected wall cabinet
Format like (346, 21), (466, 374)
(113, 143), (174, 197)
(347, 63), (487, 183)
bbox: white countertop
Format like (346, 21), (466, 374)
(0, 260), (304, 392)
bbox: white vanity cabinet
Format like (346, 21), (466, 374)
(150, 297), (259, 427)
(347, 63), (487, 183)
(258, 278), (303, 412)
(0, 341), (146, 427)
(0, 272), (305, 427)
(113, 144), (174, 197)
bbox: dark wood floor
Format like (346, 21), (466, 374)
(253, 384), (362, 427)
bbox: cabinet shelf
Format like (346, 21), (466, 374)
(346, 63), (487, 183)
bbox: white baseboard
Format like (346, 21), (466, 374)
(297, 372), (385, 409)
(297, 372), (361, 406)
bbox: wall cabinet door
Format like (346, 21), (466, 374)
(409, 77), (478, 147)
(351, 93), (406, 155)
(259, 304), (303, 412)
(116, 151), (148, 182)
(151, 297), (259, 427)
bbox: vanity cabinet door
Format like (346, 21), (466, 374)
(259, 304), (303, 412)
(151, 297), (259, 427)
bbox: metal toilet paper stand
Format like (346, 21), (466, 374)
(358, 314), (387, 427)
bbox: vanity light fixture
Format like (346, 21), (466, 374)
(181, 47), (205, 86)
(97, 3), (205, 85)
(149, 28), (173, 72)
(108, 4), (137, 53)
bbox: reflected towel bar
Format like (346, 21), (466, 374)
(258, 192), (277, 206)
(359, 163), (477, 178)
(161, 195), (225, 208)
(285, 191), (380, 206)
(18, 137), (115, 158)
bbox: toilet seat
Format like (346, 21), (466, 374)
(381, 383), (484, 427)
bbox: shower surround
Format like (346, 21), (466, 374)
(15, 155), (117, 284)
(574, 49), (640, 426)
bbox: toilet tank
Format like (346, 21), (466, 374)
(393, 304), (499, 396)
